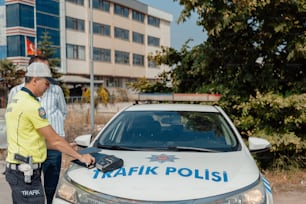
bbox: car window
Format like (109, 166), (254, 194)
(96, 111), (239, 152)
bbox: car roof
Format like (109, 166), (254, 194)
(124, 103), (220, 112)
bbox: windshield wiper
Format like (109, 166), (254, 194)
(167, 146), (220, 152)
(97, 144), (138, 151)
(96, 144), (220, 152)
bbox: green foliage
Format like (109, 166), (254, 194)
(127, 71), (172, 93)
(0, 59), (23, 106)
(164, 0), (306, 97)
(149, 42), (211, 93)
(0, 59), (22, 90)
(127, 77), (152, 93)
(37, 31), (62, 79)
(150, 0), (306, 170)
(235, 92), (305, 136)
(221, 92), (306, 170)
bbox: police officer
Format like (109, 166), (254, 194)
(8, 55), (70, 204)
(5, 62), (95, 204)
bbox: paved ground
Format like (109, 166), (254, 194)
(0, 161), (12, 203)
(274, 191), (306, 204)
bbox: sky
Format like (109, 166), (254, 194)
(138, 0), (207, 50)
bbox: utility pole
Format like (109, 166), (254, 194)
(89, 0), (95, 133)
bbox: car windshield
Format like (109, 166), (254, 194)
(94, 110), (239, 152)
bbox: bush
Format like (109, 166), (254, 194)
(96, 86), (109, 105)
(220, 92), (306, 170)
(82, 86), (110, 107)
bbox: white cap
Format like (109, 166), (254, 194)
(25, 62), (57, 84)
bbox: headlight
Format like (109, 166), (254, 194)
(55, 177), (77, 203)
(211, 179), (266, 204)
(55, 165), (105, 204)
(55, 167), (122, 204)
(56, 177), (112, 204)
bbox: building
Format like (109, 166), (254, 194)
(0, 0), (172, 89)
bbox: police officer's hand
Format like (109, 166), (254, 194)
(79, 154), (95, 167)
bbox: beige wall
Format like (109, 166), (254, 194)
(64, 0), (172, 83)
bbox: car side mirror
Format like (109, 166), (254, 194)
(248, 137), (271, 153)
(74, 134), (92, 147)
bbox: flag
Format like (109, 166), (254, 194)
(36, 48), (42, 56)
(25, 37), (35, 56)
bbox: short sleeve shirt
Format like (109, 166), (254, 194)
(5, 88), (50, 163)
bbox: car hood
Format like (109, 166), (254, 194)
(66, 150), (259, 201)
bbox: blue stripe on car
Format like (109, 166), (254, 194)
(262, 176), (272, 193)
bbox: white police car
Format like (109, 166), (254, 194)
(53, 101), (273, 204)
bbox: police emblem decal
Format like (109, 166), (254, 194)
(147, 154), (178, 163)
(38, 107), (47, 119)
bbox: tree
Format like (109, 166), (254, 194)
(37, 31), (62, 79)
(0, 59), (23, 90)
(150, 42), (215, 93)
(0, 59), (23, 106)
(149, 0), (306, 169)
(158, 0), (306, 97)
(127, 72), (172, 93)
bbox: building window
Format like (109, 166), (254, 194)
(114, 27), (129, 41)
(67, 0), (84, 5)
(132, 32), (144, 44)
(133, 54), (144, 66)
(37, 13), (59, 28)
(36, 1), (59, 15)
(66, 44), (85, 60)
(106, 78), (122, 88)
(148, 15), (160, 27)
(35, 1), (60, 58)
(7, 35), (24, 57)
(66, 17), (85, 31)
(132, 10), (144, 23)
(114, 4), (129, 18)
(6, 4), (34, 28)
(92, 0), (110, 12)
(93, 22), (110, 36)
(93, 47), (111, 62)
(148, 36), (160, 47)
(115, 50), (129, 65)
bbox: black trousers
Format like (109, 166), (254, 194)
(5, 167), (45, 204)
(42, 150), (62, 204)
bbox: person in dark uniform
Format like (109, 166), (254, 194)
(5, 62), (95, 204)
